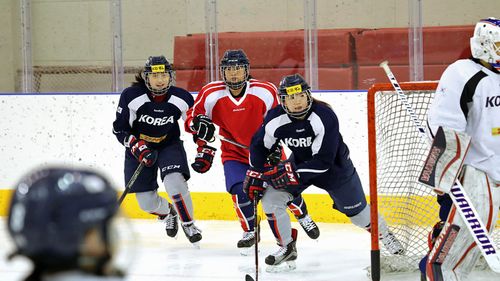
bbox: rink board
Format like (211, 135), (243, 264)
(3, 92), (498, 226)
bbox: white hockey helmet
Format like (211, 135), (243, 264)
(470, 17), (500, 64)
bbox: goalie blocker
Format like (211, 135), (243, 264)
(418, 126), (471, 194)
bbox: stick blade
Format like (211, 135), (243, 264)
(245, 274), (255, 281)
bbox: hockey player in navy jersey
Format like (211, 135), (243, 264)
(7, 166), (125, 281)
(113, 56), (202, 245)
(419, 18), (500, 281)
(243, 74), (404, 270)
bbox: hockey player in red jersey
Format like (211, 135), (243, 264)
(185, 49), (319, 254)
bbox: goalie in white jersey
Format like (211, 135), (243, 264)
(419, 17), (500, 281)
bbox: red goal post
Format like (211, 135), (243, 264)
(366, 81), (500, 278)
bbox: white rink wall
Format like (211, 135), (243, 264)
(0, 91), (368, 194)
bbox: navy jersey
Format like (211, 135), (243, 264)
(112, 84), (194, 149)
(249, 101), (351, 184)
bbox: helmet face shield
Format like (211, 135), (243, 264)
(220, 49), (250, 90)
(278, 74), (313, 119)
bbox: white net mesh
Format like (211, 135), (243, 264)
(369, 82), (500, 273)
(27, 66), (143, 92)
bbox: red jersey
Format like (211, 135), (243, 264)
(185, 79), (278, 164)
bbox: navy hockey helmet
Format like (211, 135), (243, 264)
(278, 74), (313, 119)
(142, 55), (173, 96)
(220, 49), (250, 90)
(7, 167), (118, 265)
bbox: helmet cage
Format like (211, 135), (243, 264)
(220, 64), (249, 90)
(142, 56), (173, 96)
(220, 49), (250, 90)
(470, 18), (500, 64)
(279, 88), (313, 119)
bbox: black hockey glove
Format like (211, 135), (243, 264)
(126, 135), (157, 167)
(264, 161), (300, 189)
(243, 168), (266, 201)
(191, 145), (217, 173)
(192, 114), (216, 143)
(265, 143), (284, 166)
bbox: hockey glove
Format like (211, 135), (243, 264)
(191, 114), (216, 143)
(191, 145), (217, 173)
(243, 168), (266, 200)
(264, 161), (300, 189)
(126, 135), (158, 167)
(265, 144), (284, 166)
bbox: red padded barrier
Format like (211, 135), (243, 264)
(174, 29), (356, 69)
(175, 67), (353, 92)
(354, 25), (473, 65)
(357, 64), (448, 89)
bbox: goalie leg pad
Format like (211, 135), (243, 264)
(418, 126), (471, 194)
(426, 165), (500, 280)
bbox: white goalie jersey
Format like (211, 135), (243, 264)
(427, 58), (500, 182)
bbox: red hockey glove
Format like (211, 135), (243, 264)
(264, 161), (300, 189)
(191, 145), (217, 173)
(127, 135), (157, 167)
(243, 168), (266, 200)
(191, 114), (216, 143)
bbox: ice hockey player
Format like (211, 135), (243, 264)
(419, 17), (500, 281)
(244, 74), (404, 271)
(7, 166), (125, 281)
(113, 56), (202, 246)
(184, 49), (320, 254)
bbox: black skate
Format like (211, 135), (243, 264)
(181, 221), (202, 247)
(296, 213), (320, 239)
(265, 228), (298, 272)
(237, 228), (261, 256)
(158, 204), (178, 238)
(380, 231), (405, 255)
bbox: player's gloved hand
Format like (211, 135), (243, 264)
(265, 144), (284, 166)
(243, 168), (266, 200)
(191, 145), (217, 173)
(191, 114), (216, 143)
(126, 135), (158, 167)
(264, 161), (300, 189)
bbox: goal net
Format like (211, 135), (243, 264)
(23, 66), (143, 92)
(367, 82), (500, 274)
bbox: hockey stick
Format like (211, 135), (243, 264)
(216, 134), (249, 149)
(118, 161), (145, 206)
(379, 60), (500, 273)
(245, 192), (260, 281)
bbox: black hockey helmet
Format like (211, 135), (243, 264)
(7, 166), (118, 266)
(220, 49), (250, 90)
(278, 74), (313, 118)
(142, 55), (173, 96)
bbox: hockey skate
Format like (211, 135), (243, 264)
(237, 228), (261, 256)
(181, 221), (202, 248)
(296, 213), (320, 239)
(379, 221), (405, 255)
(265, 228), (298, 273)
(158, 203), (178, 238)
